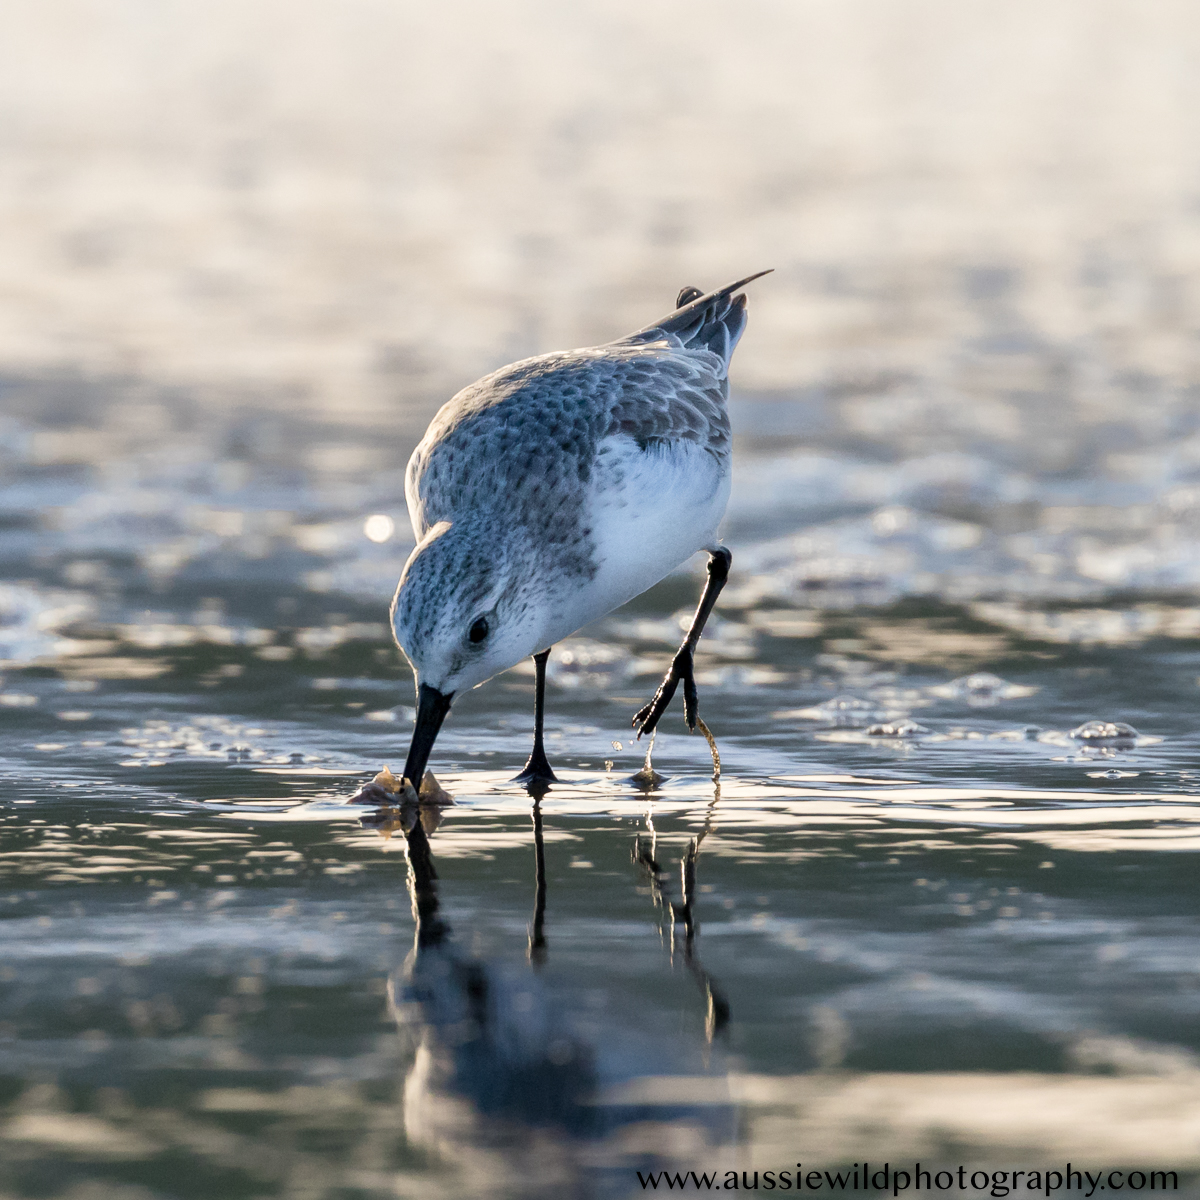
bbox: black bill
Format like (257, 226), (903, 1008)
(402, 683), (453, 786)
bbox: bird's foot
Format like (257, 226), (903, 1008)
(513, 745), (558, 792)
(633, 644), (698, 737)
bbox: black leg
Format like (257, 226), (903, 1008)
(633, 547), (731, 738)
(514, 649), (558, 788)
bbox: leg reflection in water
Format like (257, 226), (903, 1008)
(633, 787), (731, 1042)
(528, 798), (548, 967)
(372, 795), (736, 1194)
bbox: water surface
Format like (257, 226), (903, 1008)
(4, 361), (1200, 1199)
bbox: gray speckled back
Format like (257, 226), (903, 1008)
(405, 273), (770, 573)
(407, 344), (729, 572)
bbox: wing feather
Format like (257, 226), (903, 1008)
(405, 273), (768, 554)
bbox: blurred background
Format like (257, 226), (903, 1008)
(5, 3), (1200, 1198)
(3, 0), (1200, 617)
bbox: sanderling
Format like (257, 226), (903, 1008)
(391, 271), (770, 789)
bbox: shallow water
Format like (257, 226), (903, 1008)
(5, 360), (1200, 1198)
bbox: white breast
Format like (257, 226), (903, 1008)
(541, 434), (731, 645)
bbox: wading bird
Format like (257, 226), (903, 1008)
(391, 272), (769, 789)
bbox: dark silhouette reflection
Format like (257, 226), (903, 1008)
(391, 805), (596, 1140)
(633, 789), (730, 1041)
(376, 794), (736, 1195)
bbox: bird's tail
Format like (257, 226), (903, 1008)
(623, 270), (772, 374)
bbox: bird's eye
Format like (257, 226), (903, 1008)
(468, 616), (489, 644)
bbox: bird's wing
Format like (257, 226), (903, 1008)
(405, 342), (732, 544)
(599, 344), (731, 456)
(404, 272), (773, 539)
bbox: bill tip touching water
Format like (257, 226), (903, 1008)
(387, 271), (772, 793)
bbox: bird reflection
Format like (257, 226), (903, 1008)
(387, 802), (597, 1150)
(370, 788), (736, 1190)
(633, 788), (730, 1041)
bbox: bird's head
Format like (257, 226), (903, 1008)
(390, 521), (543, 782)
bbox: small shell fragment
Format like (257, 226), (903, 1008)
(372, 766), (403, 794)
(418, 771), (454, 805)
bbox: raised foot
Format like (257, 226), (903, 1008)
(633, 644), (698, 738)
